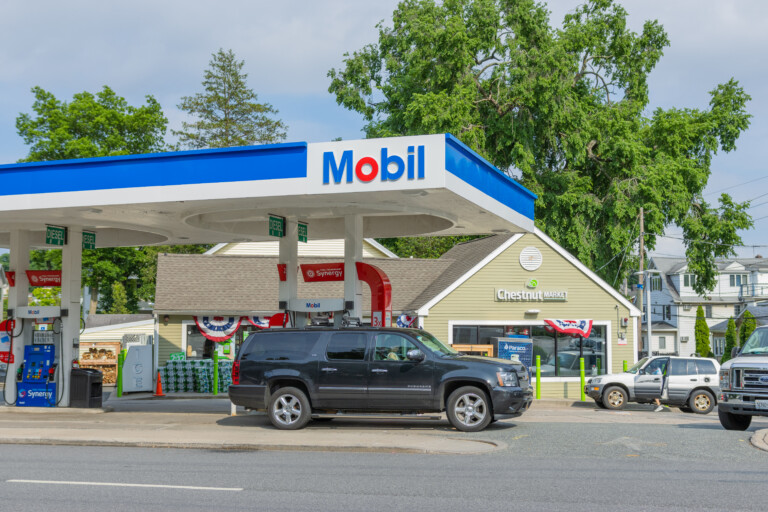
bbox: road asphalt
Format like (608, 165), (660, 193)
(1, 388), (767, 455)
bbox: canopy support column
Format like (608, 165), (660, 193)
(59, 227), (83, 407)
(5, 230), (31, 402)
(278, 218), (299, 326)
(344, 215), (363, 322)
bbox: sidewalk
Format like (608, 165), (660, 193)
(1, 392), (767, 454)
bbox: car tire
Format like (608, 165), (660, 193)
(594, 398), (608, 409)
(268, 387), (311, 430)
(602, 386), (628, 410)
(688, 390), (715, 414)
(446, 386), (492, 432)
(718, 409), (752, 431)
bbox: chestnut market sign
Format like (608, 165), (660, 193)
(495, 288), (568, 302)
(0, 133), (536, 407)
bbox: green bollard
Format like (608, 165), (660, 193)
(580, 357), (586, 401)
(213, 349), (219, 396)
(535, 355), (541, 399)
(623, 360), (628, 372)
(116, 350), (125, 398)
(597, 357), (602, 375)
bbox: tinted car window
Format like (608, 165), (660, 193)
(374, 334), (418, 361)
(668, 359), (686, 376)
(326, 332), (367, 360)
(695, 359), (717, 375)
(241, 331), (322, 361)
(686, 359), (697, 376)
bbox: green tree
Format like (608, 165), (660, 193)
(174, 49), (287, 149)
(329, 0), (753, 292)
(16, 86), (167, 162)
(376, 235), (481, 258)
(740, 309), (757, 346)
(694, 305), (711, 357)
(0, 253), (8, 271)
(30, 287), (60, 307)
(721, 317), (738, 363)
(108, 282), (129, 314)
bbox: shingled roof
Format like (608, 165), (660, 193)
(155, 254), (452, 315)
(405, 234), (518, 310)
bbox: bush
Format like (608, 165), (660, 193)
(721, 317), (738, 363)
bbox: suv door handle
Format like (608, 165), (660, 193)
(690, 378), (697, 381)
(321, 367), (337, 373)
(371, 369), (388, 373)
(653, 378), (660, 381)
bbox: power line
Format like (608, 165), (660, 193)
(705, 175), (768, 196)
(646, 232), (768, 249)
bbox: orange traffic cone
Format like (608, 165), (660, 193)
(153, 370), (165, 397)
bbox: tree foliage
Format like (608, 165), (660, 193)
(108, 283), (129, 314)
(376, 235), (480, 258)
(16, 86), (167, 162)
(329, 0), (753, 292)
(694, 305), (711, 357)
(740, 309), (757, 346)
(721, 317), (737, 364)
(174, 49), (287, 149)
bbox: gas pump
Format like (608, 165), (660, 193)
(4, 306), (63, 407)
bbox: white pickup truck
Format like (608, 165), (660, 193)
(585, 355), (720, 413)
(718, 326), (768, 430)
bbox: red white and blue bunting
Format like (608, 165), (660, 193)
(396, 314), (416, 328)
(244, 316), (271, 329)
(194, 316), (242, 342)
(543, 319), (593, 338)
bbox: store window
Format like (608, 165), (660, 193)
(185, 324), (207, 359)
(453, 324), (607, 377)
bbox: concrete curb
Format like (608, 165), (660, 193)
(750, 429), (768, 452)
(0, 438), (497, 454)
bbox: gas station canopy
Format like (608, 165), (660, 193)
(0, 134), (535, 248)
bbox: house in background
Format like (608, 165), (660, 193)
(648, 256), (768, 357)
(710, 303), (768, 348)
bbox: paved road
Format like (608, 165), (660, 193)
(1, 406), (766, 512)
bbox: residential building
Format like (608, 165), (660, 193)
(647, 256), (768, 357)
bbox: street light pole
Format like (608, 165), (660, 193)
(636, 268), (662, 357)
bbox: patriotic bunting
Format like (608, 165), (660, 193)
(193, 316), (242, 342)
(543, 319), (593, 338)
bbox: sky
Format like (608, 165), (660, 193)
(0, 0), (766, 259)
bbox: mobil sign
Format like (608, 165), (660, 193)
(309, 135), (444, 191)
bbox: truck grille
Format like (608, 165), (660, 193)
(735, 368), (768, 391)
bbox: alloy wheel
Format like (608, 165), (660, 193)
(453, 392), (487, 427)
(273, 394), (302, 426)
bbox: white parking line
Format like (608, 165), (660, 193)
(7, 479), (242, 491)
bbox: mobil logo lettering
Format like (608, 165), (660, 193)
(323, 146), (425, 184)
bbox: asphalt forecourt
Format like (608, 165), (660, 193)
(1, 396), (767, 454)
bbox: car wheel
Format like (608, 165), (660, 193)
(602, 386), (628, 410)
(594, 398), (608, 409)
(268, 387), (311, 430)
(718, 409), (752, 431)
(688, 390), (715, 414)
(446, 386), (492, 432)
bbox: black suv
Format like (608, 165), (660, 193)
(229, 327), (533, 432)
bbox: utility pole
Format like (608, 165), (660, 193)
(638, 207), (645, 356)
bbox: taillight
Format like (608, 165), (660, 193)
(232, 360), (240, 385)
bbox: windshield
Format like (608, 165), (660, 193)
(412, 330), (458, 357)
(626, 358), (648, 374)
(741, 328), (768, 355)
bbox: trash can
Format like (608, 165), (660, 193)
(70, 368), (103, 408)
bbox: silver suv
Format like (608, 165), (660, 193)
(585, 355), (720, 413)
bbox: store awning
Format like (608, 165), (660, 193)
(544, 319), (593, 338)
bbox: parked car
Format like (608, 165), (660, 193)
(229, 327), (533, 432)
(718, 326), (768, 430)
(585, 355), (720, 413)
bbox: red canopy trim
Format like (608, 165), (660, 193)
(543, 319), (593, 338)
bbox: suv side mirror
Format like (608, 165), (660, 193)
(406, 349), (425, 362)
(731, 346), (740, 359)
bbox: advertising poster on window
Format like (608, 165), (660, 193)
(497, 336), (533, 368)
